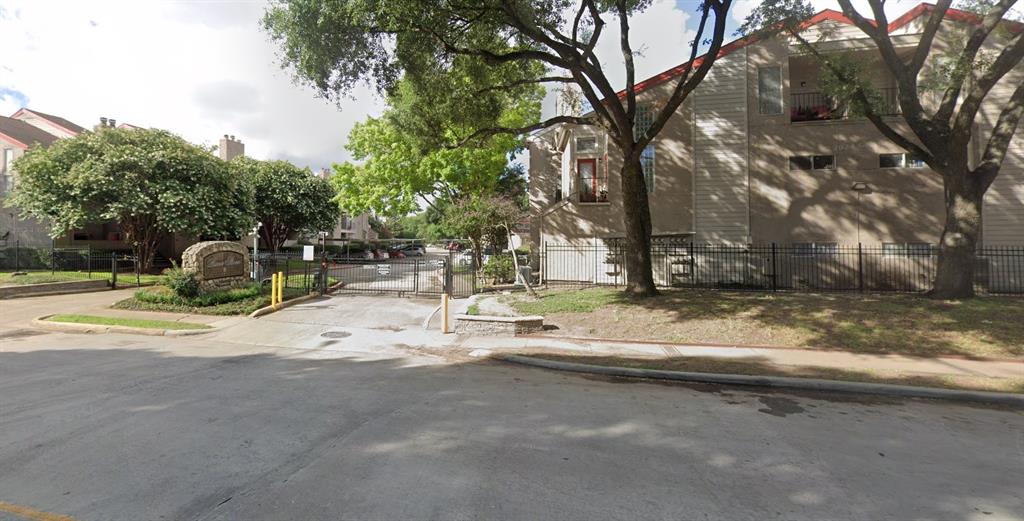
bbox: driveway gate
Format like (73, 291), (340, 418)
(323, 255), (476, 298)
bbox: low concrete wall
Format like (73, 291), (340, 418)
(0, 279), (110, 299)
(454, 314), (544, 336)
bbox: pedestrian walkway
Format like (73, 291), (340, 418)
(448, 335), (1024, 380)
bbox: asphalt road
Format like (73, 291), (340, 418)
(0, 301), (1022, 520)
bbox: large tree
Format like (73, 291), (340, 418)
(742, 0), (1024, 298)
(230, 157), (339, 252)
(263, 0), (735, 297)
(331, 76), (539, 218)
(9, 127), (251, 270)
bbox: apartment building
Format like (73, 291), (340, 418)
(527, 4), (1023, 257)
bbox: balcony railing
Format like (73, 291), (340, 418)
(790, 87), (900, 122)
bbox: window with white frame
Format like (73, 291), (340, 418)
(792, 242), (838, 256)
(640, 144), (655, 193)
(633, 104), (653, 140)
(883, 242), (932, 257)
(758, 67), (783, 115)
(879, 153), (926, 169)
(789, 155), (835, 171)
(575, 136), (598, 153)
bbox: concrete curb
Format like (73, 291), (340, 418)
(31, 315), (215, 337)
(496, 354), (1024, 407)
(249, 293), (323, 318)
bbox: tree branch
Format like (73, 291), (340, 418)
(935, 0), (1020, 124)
(475, 76), (575, 93)
(976, 79), (1024, 190)
(617, 0), (637, 121)
(453, 114), (598, 147)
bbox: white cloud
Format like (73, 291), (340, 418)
(0, 0), (386, 171)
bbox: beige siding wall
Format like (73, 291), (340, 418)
(745, 35), (945, 245)
(981, 65), (1024, 245)
(0, 137), (52, 248)
(694, 48), (750, 243)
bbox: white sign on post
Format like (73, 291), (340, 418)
(302, 245), (315, 261)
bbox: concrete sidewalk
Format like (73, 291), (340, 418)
(448, 334), (1024, 380)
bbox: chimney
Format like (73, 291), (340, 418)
(219, 134), (245, 161)
(109, 118), (116, 127)
(96, 116), (108, 131)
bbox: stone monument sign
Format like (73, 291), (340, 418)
(181, 241), (251, 291)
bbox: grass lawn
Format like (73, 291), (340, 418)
(0, 271), (164, 286)
(112, 284), (308, 316)
(47, 314), (211, 331)
(504, 288), (1024, 359)
(514, 352), (1024, 394)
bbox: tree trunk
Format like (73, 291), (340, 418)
(932, 174), (983, 299)
(619, 155), (657, 297)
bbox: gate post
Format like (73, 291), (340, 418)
(413, 259), (420, 295)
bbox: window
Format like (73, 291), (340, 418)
(633, 104), (653, 140)
(758, 67), (783, 115)
(1, 149), (13, 195)
(792, 242), (838, 256)
(789, 155), (835, 171)
(640, 145), (655, 193)
(575, 136), (597, 153)
(879, 152), (926, 169)
(577, 158), (608, 203)
(883, 242), (933, 257)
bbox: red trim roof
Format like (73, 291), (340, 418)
(10, 108), (84, 136)
(620, 2), (1015, 99)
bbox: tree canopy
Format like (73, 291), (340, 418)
(264, 0), (736, 297)
(9, 127), (251, 269)
(230, 157), (339, 252)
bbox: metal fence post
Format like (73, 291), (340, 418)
(87, 244), (93, 279)
(50, 241), (55, 275)
(858, 242), (864, 293)
(14, 240), (20, 272)
(110, 254), (117, 289)
(414, 259), (420, 295)
(771, 243), (778, 292)
(689, 241), (696, 288)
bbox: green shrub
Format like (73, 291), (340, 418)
(482, 254), (516, 284)
(165, 265), (200, 299)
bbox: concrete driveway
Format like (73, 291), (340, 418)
(1, 324), (1022, 520)
(208, 293), (454, 357)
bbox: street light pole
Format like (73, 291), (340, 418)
(252, 222), (262, 280)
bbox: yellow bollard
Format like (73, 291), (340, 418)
(277, 271), (284, 306)
(271, 273), (279, 308)
(442, 293), (449, 333)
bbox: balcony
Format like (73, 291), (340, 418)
(790, 88), (901, 123)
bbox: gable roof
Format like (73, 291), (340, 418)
(621, 2), (1018, 99)
(10, 108), (85, 135)
(0, 115), (60, 148)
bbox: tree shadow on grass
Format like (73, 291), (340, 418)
(584, 289), (1024, 359)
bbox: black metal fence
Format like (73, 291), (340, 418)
(253, 250), (477, 298)
(541, 242), (1024, 295)
(0, 241), (141, 284)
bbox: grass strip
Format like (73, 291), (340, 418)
(47, 314), (211, 331)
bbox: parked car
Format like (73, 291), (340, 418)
(401, 244), (426, 256)
(386, 247), (406, 259)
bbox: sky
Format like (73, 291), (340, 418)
(0, 0), (921, 172)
